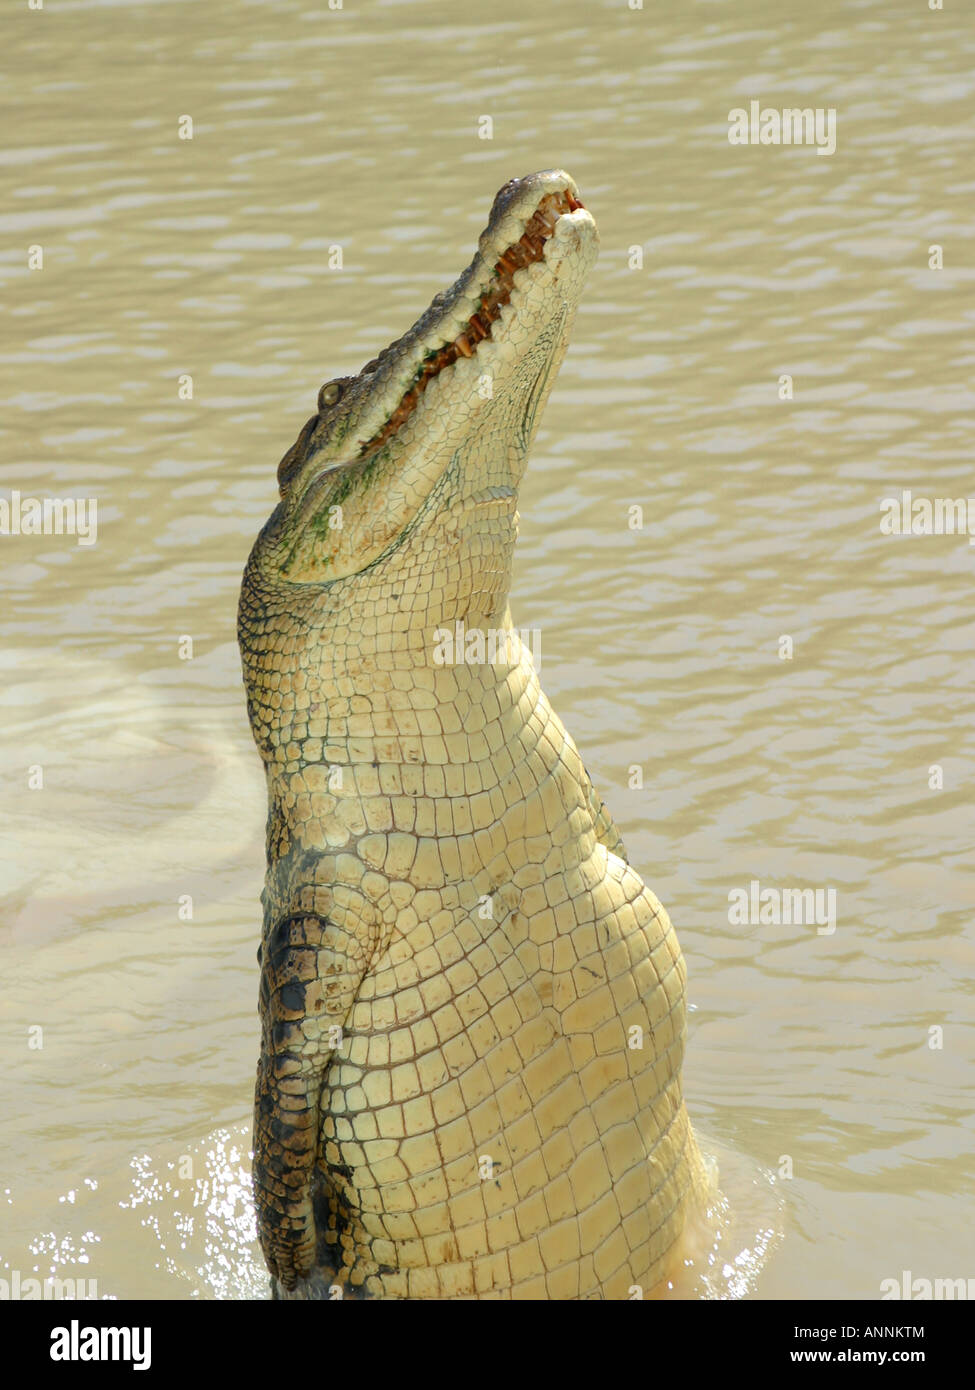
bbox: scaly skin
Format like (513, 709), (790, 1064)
(238, 170), (710, 1299)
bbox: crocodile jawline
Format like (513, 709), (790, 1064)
(361, 187), (584, 455)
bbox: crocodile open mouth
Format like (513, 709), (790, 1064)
(361, 188), (585, 454)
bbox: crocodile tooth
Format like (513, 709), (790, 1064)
(422, 367), (443, 409)
(510, 265), (534, 295)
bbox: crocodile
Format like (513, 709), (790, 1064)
(237, 169), (711, 1299)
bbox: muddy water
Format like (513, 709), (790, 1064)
(2, 0), (973, 1300)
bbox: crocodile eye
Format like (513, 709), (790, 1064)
(318, 380), (343, 411)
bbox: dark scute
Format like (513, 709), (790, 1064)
(279, 980), (307, 1012)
